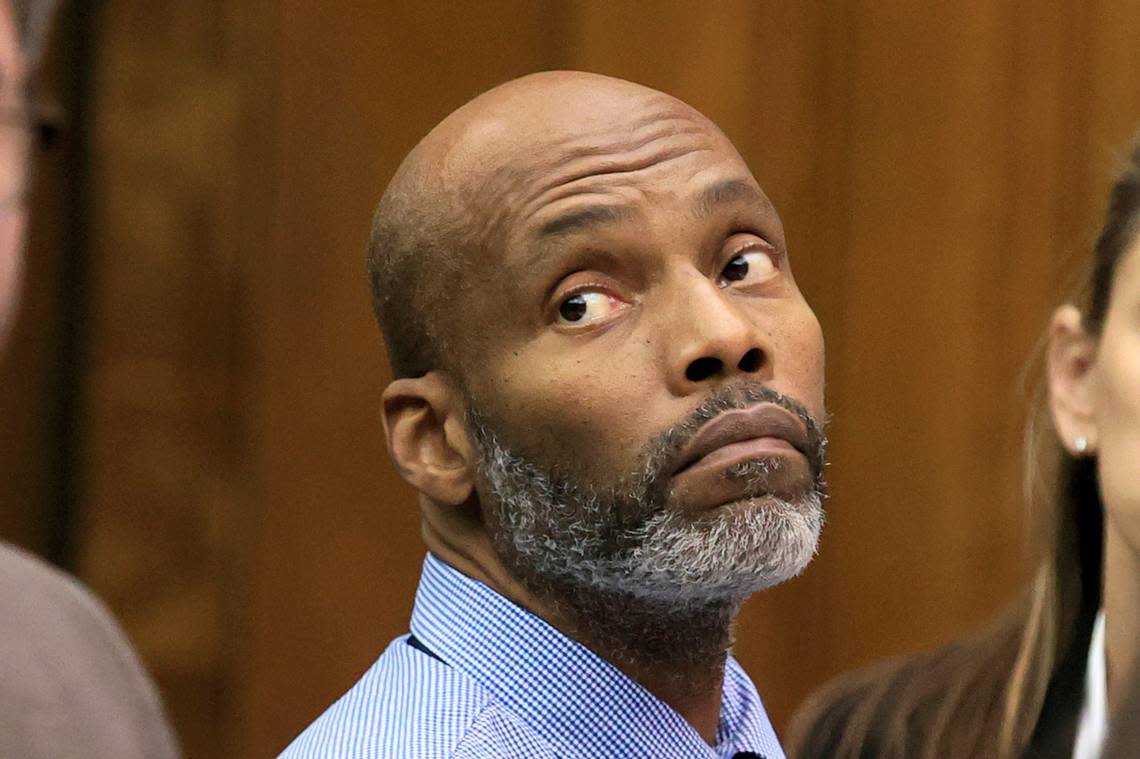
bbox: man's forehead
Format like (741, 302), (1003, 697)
(438, 92), (712, 182)
(419, 74), (708, 178)
(440, 101), (745, 250)
(392, 72), (764, 274)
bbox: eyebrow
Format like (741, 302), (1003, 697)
(693, 178), (768, 218)
(537, 204), (635, 239)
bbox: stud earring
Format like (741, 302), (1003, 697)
(1074, 436), (1089, 454)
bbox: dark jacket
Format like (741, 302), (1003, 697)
(788, 603), (1099, 759)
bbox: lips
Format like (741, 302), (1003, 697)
(672, 402), (810, 477)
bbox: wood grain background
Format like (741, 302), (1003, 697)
(2, 2), (1138, 756)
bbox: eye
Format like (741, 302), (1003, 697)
(718, 248), (778, 288)
(555, 290), (624, 326)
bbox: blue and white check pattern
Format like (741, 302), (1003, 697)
(280, 553), (785, 758)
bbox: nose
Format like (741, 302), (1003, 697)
(665, 278), (771, 394)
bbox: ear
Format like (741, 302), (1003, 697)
(382, 372), (477, 506)
(1046, 305), (1099, 456)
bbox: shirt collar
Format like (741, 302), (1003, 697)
(1072, 609), (1107, 759)
(410, 553), (785, 759)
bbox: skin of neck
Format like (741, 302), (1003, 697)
(1102, 521), (1140, 716)
(421, 498), (732, 745)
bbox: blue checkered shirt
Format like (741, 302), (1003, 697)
(279, 553), (786, 758)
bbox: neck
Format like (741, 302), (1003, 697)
(1102, 520), (1140, 716)
(422, 506), (733, 746)
(543, 581), (736, 745)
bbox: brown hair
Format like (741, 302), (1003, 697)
(787, 138), (1140, 759)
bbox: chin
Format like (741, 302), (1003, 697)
(605, 492), (825, 605)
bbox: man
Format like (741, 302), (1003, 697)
(283, 71), (827, 759)
(0, 1), (180, 757)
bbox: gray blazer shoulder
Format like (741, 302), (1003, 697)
(0, 541), (180, 759)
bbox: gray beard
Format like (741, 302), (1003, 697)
(469, 385), (827, 611)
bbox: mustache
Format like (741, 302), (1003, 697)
(636, 383), (828, 497)
(464, 381), (827, 509)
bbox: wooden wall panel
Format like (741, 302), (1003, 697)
(813, 0), (1140, 693)
(78, 3), (273, 756)
(817, 0), (1033, 677)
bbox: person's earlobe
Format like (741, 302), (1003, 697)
(382, 372), (475, 505)
(1046, 305), (1099, 456)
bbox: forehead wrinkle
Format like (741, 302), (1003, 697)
(629, 99), (711, 129)
(555, 113), (710, 159)
(488, 106), (717, 213)
(515, 138), (718, 236)
(546, 115), (714, 183)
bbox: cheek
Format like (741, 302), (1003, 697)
(1094, 328), (1140, 536)
(773, 303), (826, 417)
(476, 339), (660, 472)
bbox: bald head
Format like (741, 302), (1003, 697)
(367, 71), (738, 379)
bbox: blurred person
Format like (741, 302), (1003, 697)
(0, 1), (179, 757)
(282, 70), (828, 759)
(787, 140), (1140, 758)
